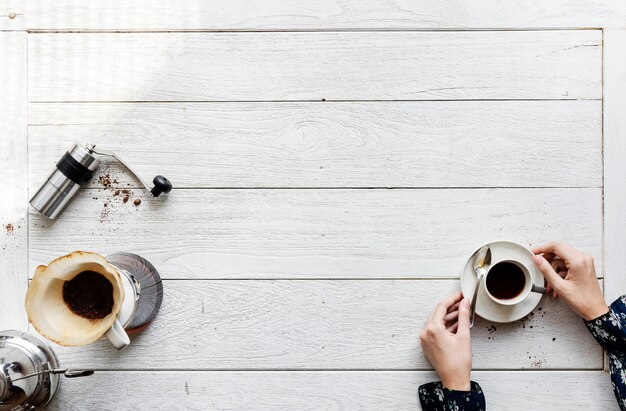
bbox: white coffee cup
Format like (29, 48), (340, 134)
(483, 259), (546, 306)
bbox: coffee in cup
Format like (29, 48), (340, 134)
(484, 259), (545, 305)
(485, 262), (525, 300)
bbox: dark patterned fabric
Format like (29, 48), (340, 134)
(418, 381), (485, 410)
(585, 295), (626, 411)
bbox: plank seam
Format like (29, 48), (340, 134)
(25, 31), (30, 330)
(65, 186), (604, 190)
(61, 368), (605, 372)
(132, 277), (604, 281)
(25, 28), (605, 34)
(28, 99), (603, 104)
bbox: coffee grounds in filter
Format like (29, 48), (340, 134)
(63, 271), (114, 320)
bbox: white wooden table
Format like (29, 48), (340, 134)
(1, 2), (625, 410)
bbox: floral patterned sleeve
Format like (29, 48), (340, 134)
(418, 381), (485, 410)
(584, 294), (626, 411)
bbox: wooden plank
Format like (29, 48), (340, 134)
(604, 30), (626, 304)
(46, 371), (618, 410)
(28, 188), (602, 280)
(28, 31), (601, 102)
(0, 32), (28, 330)
(28, 101), (602, 188)
(3, 1), (626, 31)
(45, 279), (602, 370)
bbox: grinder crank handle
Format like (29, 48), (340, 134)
(87, 145), (173, 197)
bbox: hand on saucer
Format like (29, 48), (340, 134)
(420, 292), (472, 391)
(532, 242), (609, 321)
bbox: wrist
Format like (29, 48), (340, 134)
(581, 301), (609, 321)
(441, 373), (471, 391)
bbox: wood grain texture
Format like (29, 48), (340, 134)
(28, 101), (602, 188)
(603, 31), (626, 304)
(46, 371), (619, 411)
(0, 2), (613, 408)
(28, 188), (602, 280)
(43, 279), (602, 370)
(0, 32), (28, 330)
(28, 31), (602, 102)
(3, 1), (626, 31)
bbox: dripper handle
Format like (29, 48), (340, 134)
(105, 319), (130, 350)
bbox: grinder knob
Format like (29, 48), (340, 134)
(151, 175), (173, 197)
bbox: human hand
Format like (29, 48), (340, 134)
(419, 292), (472, 391)
(532, 242), (608, 321)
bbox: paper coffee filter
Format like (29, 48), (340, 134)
(25, 251), (125, 346)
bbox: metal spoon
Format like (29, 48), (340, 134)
(469, 245), (492, 328)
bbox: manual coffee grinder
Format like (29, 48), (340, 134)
(30, 143), (173, 219)
(0, 330), (93, 410)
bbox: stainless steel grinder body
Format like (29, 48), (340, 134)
(30, 144), (99, 219)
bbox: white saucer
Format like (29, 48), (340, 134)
(460, 241), (544, 323)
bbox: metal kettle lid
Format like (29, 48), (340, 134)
(0, 330), (60, 410)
